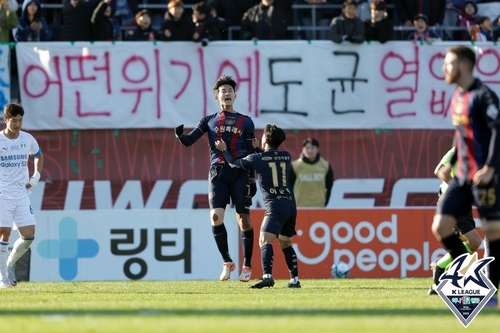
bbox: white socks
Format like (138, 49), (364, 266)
(0, 242), (8, 280)
(7, 237), (34, 269)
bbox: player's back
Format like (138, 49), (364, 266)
(252, 149), (295, 208)
(451, 79), (500, 179)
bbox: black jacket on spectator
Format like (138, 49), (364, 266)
(159, 13), (194, 41)
(395, 0), (446, 26)
(330, 14), (365, 44)
(208, 0), (259, 26)
(364, 17), (393, 43)
(61, 0), (100, 41)
(91, 1), (114, 41)
(240, 1), (294, 40)
(125, 26), (157, 41)
(194, 16), (222, 42)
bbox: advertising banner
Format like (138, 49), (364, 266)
(30, 210), (239, 281)
(27, 208), (483, 280)
(248, 208), (484, 279)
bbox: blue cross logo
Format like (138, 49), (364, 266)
(38, 217), (99, 280)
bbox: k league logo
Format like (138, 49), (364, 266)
(436, 253), (497, 327)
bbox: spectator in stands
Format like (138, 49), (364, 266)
(407, 13), (440, 43)
(15, 0), (53, 42)
(91, 0), (120, 41)
(301, 0), (342, 40)
(395, 0), (446, 27)
(0, 0), (18, 42)
(192, 1), (222, 43)
(329, 0), (365, 44)
(289, 138), (334, 208)
(470, 16), (494, 40)
(494, 15), (500, 40)
(125, 9), (157, 41)
(364, 0), (393, 43)
(455, 0), (478, 40)
(240, 0), (294, 40)
(208, 0), (258, 39)
(112, 0), (138, 30)
(159, 0), (194, 41)
(60, 0), (100, 41)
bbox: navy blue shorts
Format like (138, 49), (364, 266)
(437, 192), (475, 234)
(261, 204), (297, 237)
(208, 163), (251, 214)
(437, 174), (500, 222)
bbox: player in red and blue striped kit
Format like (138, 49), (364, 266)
(175, 75), (256, 282)
(433, 46), (500, 307)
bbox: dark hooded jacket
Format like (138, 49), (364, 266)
(15, 0), (53, 41)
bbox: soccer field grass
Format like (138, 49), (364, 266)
(1, 278), (497, 332)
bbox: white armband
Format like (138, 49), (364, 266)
(29, 171), (41, 189)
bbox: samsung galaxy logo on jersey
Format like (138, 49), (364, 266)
(225, 119), (236, 125)
(261, 157), (273, 161)
(0, 154), (28, 161)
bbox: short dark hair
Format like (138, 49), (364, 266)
(447, 45), (476, 69)
(370, 0), (387, 11)
(135, 9), (151, 21)
(343, 0), (357, 8)
(264, 124), (286, 148)
(3, 103), (24, 119)
(213, 75), (237, 92)
(192, 2), (212, 16)
(475, 16), (490, 25)
(303, 138), (319, 148)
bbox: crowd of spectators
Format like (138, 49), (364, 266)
(0, 0), (499, 44)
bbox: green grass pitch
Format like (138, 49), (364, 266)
(1, 278), (498, 332)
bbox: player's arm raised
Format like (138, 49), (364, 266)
(174, 118), (208, 147)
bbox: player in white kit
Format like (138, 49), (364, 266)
(0, 103), (43, 288)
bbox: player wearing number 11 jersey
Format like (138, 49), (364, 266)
(215, 124), (301, 289)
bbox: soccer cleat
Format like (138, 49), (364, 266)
(239, 266), (252, 282)
(485, 295), (498, 308)
(287, 281), (301, 288)
(219, 262), (236, 281)
(0, 278), (11, 289)
(7, 265), (17, 287)
(250, 277), (275, 289)
(428, 284), (438, 295)
(430, 261), (445, 286)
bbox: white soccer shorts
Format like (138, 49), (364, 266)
(0, 195), (37, 228)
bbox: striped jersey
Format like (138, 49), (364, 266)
(178, 111), (255, 165)
(450, 79), (500, 182)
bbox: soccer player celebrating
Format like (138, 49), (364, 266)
(215, 124), (301, 289)
(0, 103), (43, 288)
(432, 46), (500, 307)
(175, 75), (256, 282)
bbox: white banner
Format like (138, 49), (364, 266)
(0, 45), (10, 110)
(16, 41), (500, 130)
(29, 210), (239, 281)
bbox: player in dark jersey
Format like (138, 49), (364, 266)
(215, 124), (301, 289)
(175, 75), (256, 282)
(432, 46), (500, 307)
